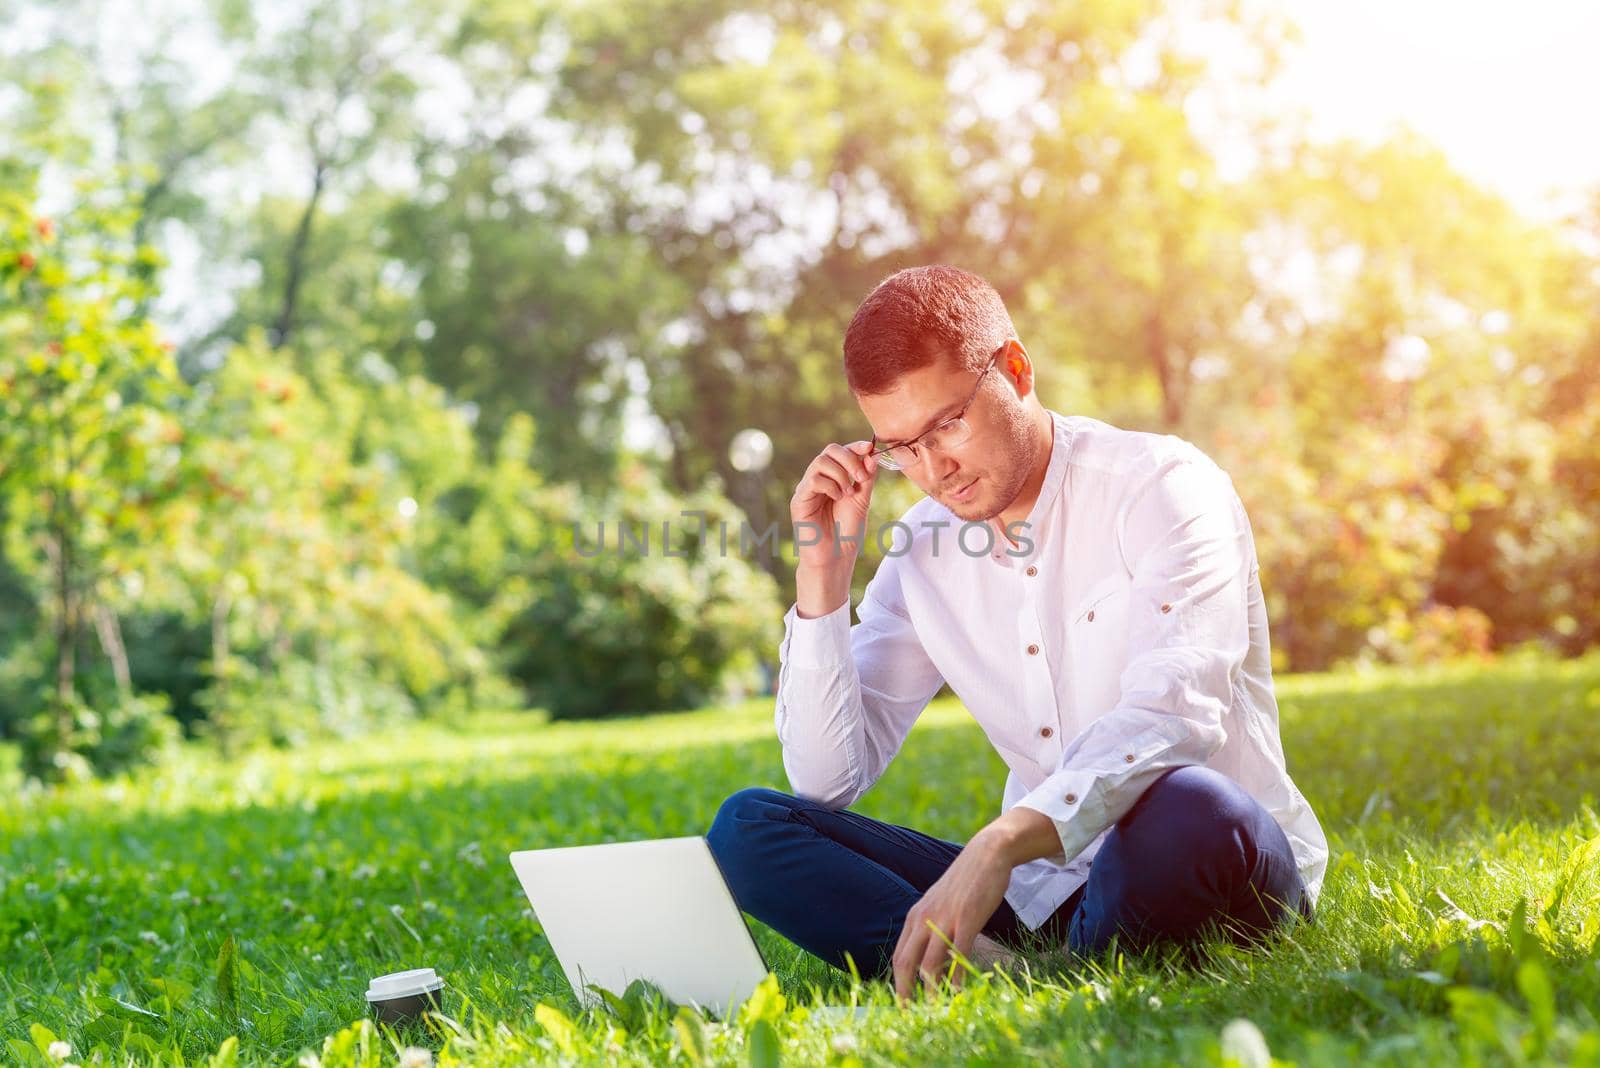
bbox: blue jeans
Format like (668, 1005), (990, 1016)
(705, 765), (1309, 979)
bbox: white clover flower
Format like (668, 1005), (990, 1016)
(829, 1033), (859, 1055)
(397, 1047), (434, 1068)
(455, 842), (486, 869)
(1219, 1018), (1270, 1068)
(139, 931), (160, 944)
(48, 1040), (72, 1060)
(297, 1053), (323, 1068)
(353, 863), (378, 880)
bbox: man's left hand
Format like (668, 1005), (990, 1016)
(891, 829), (1013, 1002)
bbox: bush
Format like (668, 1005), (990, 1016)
(495, 460), (784, 720)
(1345, 602), (1495, 669)
(121, 611), (214, 731)
(16, 688), (180, 783)
(195, 646), (419, 754)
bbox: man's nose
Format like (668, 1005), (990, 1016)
(919, 447), (960, 484)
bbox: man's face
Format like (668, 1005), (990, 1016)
(856, 349), (1037, 522)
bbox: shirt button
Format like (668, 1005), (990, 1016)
(1087, 610), (1095, 622)
(1161, 603), (1172, 613)
(1026, 643), (1039, 655)
(1039, 726), (1053, 738)
(1064, 793), (1077, 804)
(1025, 565), (1037, 576)
(1124, 753), (1135, 763)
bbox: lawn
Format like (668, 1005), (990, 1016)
(3, 651), (1599, 1066)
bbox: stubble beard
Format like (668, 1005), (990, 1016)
(945, 400), (1039, 524)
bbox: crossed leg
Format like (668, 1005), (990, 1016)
(705, 765), (1308, 981)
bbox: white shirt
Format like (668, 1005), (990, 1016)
(773, 409), (1328, 931)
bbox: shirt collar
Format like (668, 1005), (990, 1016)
(985, 409), (1073, 567)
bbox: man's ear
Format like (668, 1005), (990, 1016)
(999, 338), (1028, 383)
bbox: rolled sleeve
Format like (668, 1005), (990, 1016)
(782, 599), (851, 668)
(1015, 454), (1249, 865)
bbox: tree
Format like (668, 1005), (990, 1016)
(383, 147), (689, 490)
(487, 0), (1292, 601)
(162, 333), (491, 750)
(0, 162), (187, 772)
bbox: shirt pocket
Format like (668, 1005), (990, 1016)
(1068, 573), (1131, 714)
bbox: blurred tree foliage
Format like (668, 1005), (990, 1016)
(0, 158), (188, 777)
(454, 415), (782, 719)
(2, 0), (1598, 775)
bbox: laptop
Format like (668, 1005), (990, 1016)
(509, 836), (871, 1021)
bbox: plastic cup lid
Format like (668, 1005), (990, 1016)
(367, 968), (443, 1002)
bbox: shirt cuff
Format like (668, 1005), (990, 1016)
(1012, 769), (1112, 868)
(781, 599), (852, 669)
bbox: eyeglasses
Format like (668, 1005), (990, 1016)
(868, 344), (1006, 471)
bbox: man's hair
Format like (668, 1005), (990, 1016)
(842, 265), (1017, 396)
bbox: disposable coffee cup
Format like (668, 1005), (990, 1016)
(366, 968), (444, 1025)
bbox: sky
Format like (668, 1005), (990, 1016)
(1272, 0), (1600, 220)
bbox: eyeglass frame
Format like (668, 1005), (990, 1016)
(867, 341), (1009, 471)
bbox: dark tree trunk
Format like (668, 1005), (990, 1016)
(271, 158), (329, 349)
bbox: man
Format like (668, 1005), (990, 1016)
(705, 265), (1327, 1002)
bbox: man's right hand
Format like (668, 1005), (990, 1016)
(789, 440), (878, 616)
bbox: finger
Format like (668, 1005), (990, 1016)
(799, 462), (855, 504)
(919, 920), (951, 995)
(851, 441), (889, 476)
(894, 934), (917, 1002)
(949, 923), (976, 990)
(852, 443), (879, 479)
(822, 443), (873, 486)
(817, 446), (871, 491)
(952, 919), (976, 962)
(805, 468), (850, 500)
(815, 460), (864, 497)
(815, 459), (861, 496)
(895, 923), (928, 1002)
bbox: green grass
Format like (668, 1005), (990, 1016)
(4, 651), (1600, 1066)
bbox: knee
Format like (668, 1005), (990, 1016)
(1117, 766), (1255, 861)
(706, 786), (799, 850)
